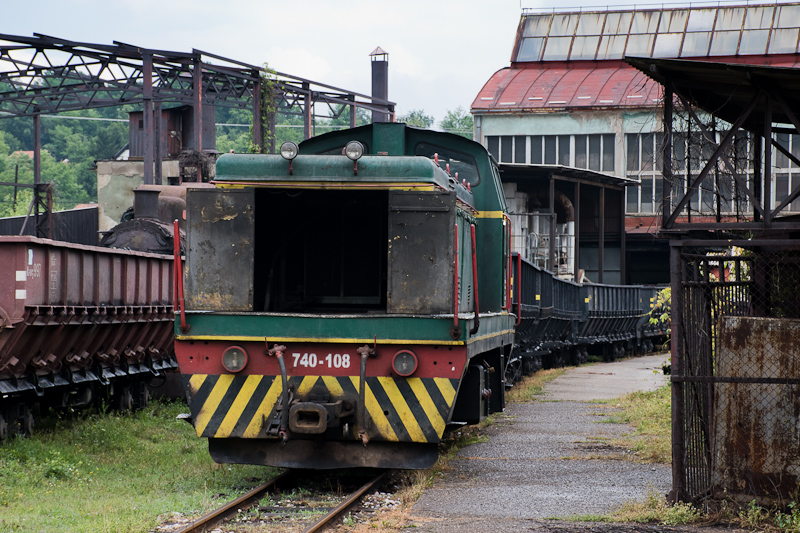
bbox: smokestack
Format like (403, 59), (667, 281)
(370, 47), (389, 123)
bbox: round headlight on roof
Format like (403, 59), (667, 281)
(345, 141), (364, 161)
(222, 345), (248, 373)
(280, 141), (299, 160)
(392, 350), (418, 377)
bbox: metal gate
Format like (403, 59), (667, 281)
(670, 240), (800, 504)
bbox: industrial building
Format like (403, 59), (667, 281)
(472, 2), (800, 284)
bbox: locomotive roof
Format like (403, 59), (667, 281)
(214, 152), (461, 194)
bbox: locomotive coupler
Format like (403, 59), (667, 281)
(266, 341), (290, 444)
(356, 343), (376, 446)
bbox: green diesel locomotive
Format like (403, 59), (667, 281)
(174, 123), (515, 469)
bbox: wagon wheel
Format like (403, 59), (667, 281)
(117, 387), (133, 412)
(21, 409), (34, 437)
(504, 355), (522, 388)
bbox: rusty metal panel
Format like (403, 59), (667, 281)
(185, 188), (254, 311)
(387, 191), (455, 314)
(713, 316), (800, 503)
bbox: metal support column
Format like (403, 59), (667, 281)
(33, 114), (40, 186)
(193, 55), (203, 153)
(598, 187), (605, 283)
(763, 95), (773, 227)
(142, 53), (154, 185)
(669, 240), (686, 503)
(620, 189), (626, 283)
(253, 74), (263, 152)
(549, 176), (556, 272)
(574, 182), (581, 282)
(154, 100), (162, 185)
(663, 84), (673, 229)
(303, 82), (311, 140)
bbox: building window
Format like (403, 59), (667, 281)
(626, 132), (663, 214)
(625, 131), (765, 216)
(487, 134), (616, 170)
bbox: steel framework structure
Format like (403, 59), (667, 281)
(0, 33), (394, 190)
(627, 57), (800, 236)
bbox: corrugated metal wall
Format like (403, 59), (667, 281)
(0, 206), (99, 245)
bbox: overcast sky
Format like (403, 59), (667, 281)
(4, 0), (735, 125)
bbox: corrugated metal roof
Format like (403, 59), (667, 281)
(473, 55), (800, 113)
(472, 61), (661, 112)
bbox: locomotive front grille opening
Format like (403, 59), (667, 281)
(254, 189), (389, 313)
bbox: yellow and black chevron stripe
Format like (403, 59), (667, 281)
(185, 374), (459, 443)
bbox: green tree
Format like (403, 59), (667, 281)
(439, 107), (474, 139)
(397, 109), (434, 129)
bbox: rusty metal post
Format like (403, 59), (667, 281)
(193, 55), (203, 153)
(142, 53), (154, 185)
(350, 99), (357, 128)
(154, 100), (162, 185)
(253, 74), (262, 152)
(669, 240), (686, 503)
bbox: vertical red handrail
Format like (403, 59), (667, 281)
(452, 223), (459, 335)
(503, 214), (512, 310)
(469, 224), (480, 335)
(173, 220), (189, 333)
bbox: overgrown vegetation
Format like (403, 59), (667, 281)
(597, 385), (671, 464)
(505, 368), (568, 403)
(0, 400), (277, 532)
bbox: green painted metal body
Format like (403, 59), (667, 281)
(180, 122), (513, 346)
(176, 125), (513, 465)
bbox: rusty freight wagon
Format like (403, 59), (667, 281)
(0, 236), (177, 439)
(175, 123), (516, 469)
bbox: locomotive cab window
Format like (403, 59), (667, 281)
(414, 143), (480, 186)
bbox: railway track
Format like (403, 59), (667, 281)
(172, 469), (389, 533)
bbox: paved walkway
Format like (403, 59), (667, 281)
(408, 354), (672, 532)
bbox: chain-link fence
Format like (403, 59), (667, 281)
(672, 241), (800, 504)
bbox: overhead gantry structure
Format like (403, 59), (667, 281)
(0, 32), (395, 185)
(627, 56), (800, 237)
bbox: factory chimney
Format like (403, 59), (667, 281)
(370, 47), (389, 123)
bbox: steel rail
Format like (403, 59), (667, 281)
(302, 471), (387, 533)
(175, 471), (292, 533)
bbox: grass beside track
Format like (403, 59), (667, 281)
(0, 400), (279, 533)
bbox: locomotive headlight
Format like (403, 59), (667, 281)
(392, 350), (418, 377)
(280, 141), (299, 160)
(222, 346), (248, 373)
(345, 141), (364, 161)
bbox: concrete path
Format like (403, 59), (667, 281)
(408, 354), (672, 532)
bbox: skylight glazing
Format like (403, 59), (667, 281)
(515, 2), (800, 62)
